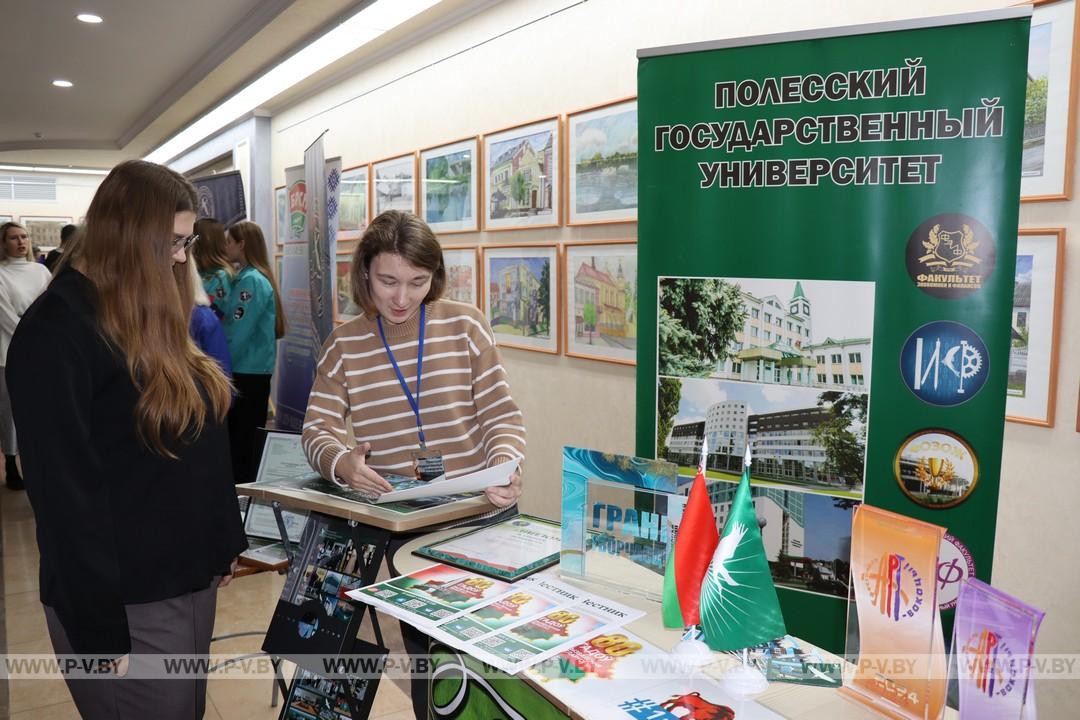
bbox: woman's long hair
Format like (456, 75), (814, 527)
(71, 160), (232, 457)
(228, 221), (286, 339)
(191, 217), (233, 280)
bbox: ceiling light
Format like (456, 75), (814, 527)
(144, 0), (441, 164)
(76, 13), (103, 24)
(52, 80), (73, 88)
(0, 164), (109, 176)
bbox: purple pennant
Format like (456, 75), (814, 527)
(954, 578), (1044, 720)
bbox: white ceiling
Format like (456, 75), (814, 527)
(0, 0), (366, 164)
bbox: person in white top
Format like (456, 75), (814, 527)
(0, 222), (52, 490)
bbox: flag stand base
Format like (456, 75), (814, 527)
(671, 638), (714, 667)
(722, 663), (768, 697)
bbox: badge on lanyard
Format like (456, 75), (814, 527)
(411, 450), (446, 482)
(379, 305), (443, 479)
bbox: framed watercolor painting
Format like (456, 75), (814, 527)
(483, 117), (560, 231)
(420, 138), (479, 234)
(441, 245), (479, 307)
(566, 98), (637, 225)
(335, 252), (362, 323)
(562, 241), (637, 364)
(372, 153), (416, 216)
(1006, 229), (1064, 426)
(1022, 0), (1079, 201)
(19, 216), (72, 248)
(338, 164), (370, 240)
(482, 244), (559, 353)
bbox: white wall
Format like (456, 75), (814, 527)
(270, 0), (1079, 712)
(0, 171), (101, 238)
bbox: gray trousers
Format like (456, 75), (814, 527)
(0, 366), (16, 455)
(44, 579), (219, 720)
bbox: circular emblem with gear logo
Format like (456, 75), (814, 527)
(899, 321), (988, 406)
(894, 429), (979, 509)
(906, 213), (995, 299)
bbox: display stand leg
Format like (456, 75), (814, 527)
(272, 501), (296, 563)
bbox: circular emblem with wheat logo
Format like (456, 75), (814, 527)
(893, 429), (979, 509)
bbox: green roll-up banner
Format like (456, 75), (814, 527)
(636, 9), (1030, 652)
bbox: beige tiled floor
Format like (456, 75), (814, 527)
(1, 473), (415, 719)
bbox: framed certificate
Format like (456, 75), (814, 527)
(413, 515), (561, 581)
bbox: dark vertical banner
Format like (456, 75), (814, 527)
(191, 170), (247, 226)
(274, 164), (313, 431)
(636, 9), (1030, 652)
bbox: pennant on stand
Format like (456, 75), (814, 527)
(699, 445), (786, 651)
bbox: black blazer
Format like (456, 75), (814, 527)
(6, 267), (246, 657)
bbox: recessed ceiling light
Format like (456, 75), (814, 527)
(76, 13), (103, 24)
(53, 80), (73, 88)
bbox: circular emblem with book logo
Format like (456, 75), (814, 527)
(894, 429), (979, 509)
(906, 213), (995, 298)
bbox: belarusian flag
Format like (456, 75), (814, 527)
(700, 445), (786, 650)
(661, 437), (718, 628)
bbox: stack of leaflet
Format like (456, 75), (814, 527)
(347, 565), (644, 675)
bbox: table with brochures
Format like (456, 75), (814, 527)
(391, 528), (960, 720)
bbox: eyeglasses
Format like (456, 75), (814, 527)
(172, 233), (199, 251)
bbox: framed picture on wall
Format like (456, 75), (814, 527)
(372, 153), (416, 217)
(20, 216), (72, 248)
(338, 165), (369, 241)
(336, 252), (362, 323)
(1021, 0), (1079, 201)
(0, 215), (12, 224)
(274, 186), (287, 246)
(562, 241), (637, 365)
(420, 138), (479, 234)
(483, 117), (560, 231)
(441, 245), (479, 307)
(566, 98), (637, 225)
(481, 244), (559, 353)
(1006, 229), (1065, 426)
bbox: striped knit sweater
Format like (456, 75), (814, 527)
(302, 299), (526, 490)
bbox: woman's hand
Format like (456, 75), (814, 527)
(335, 443), (394, 496)
(485, 468), (521, 508)
(218, 558), (240, 588)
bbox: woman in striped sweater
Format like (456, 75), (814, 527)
(302, 210), (525, 511)
(302, 210), (525, 718)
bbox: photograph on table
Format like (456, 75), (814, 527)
(483, 117), (560, 230)
(1007, 229), (1065, 426)
(441, 245), (479, 306)
(421, 137), (479, 233)
(566, 98), (637, 225)
(335, 252), (362, 323)
(372, 153), (416, 216)
(274, 186), (287, 246)
(563, 241), (637, 364)
(338, 164), (369, 241)
(657, 275), (874, 388)
(660, 376), (867, 500)
(482, 244), (559, 353)
(19, 216), (72, 249)
(1021, 0), (1079, 200)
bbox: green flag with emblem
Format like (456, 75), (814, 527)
(699, 447), (786, 651)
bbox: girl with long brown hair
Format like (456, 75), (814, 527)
(5, 160), (246, 719)
(192, 216), (233, 318)
(221, 219), (284, 484)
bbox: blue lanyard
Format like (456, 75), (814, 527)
(377, 303), (427, 449)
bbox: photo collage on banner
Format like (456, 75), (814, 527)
(656, 276), (874, 600)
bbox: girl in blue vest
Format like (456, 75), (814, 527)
(192, 218), (233, 320)
(222, 220), (285, 484)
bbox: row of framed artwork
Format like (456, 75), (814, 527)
(274, 97), (638, 238)
(0, 215), (74, 247)
(281, 240), (640, 365)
